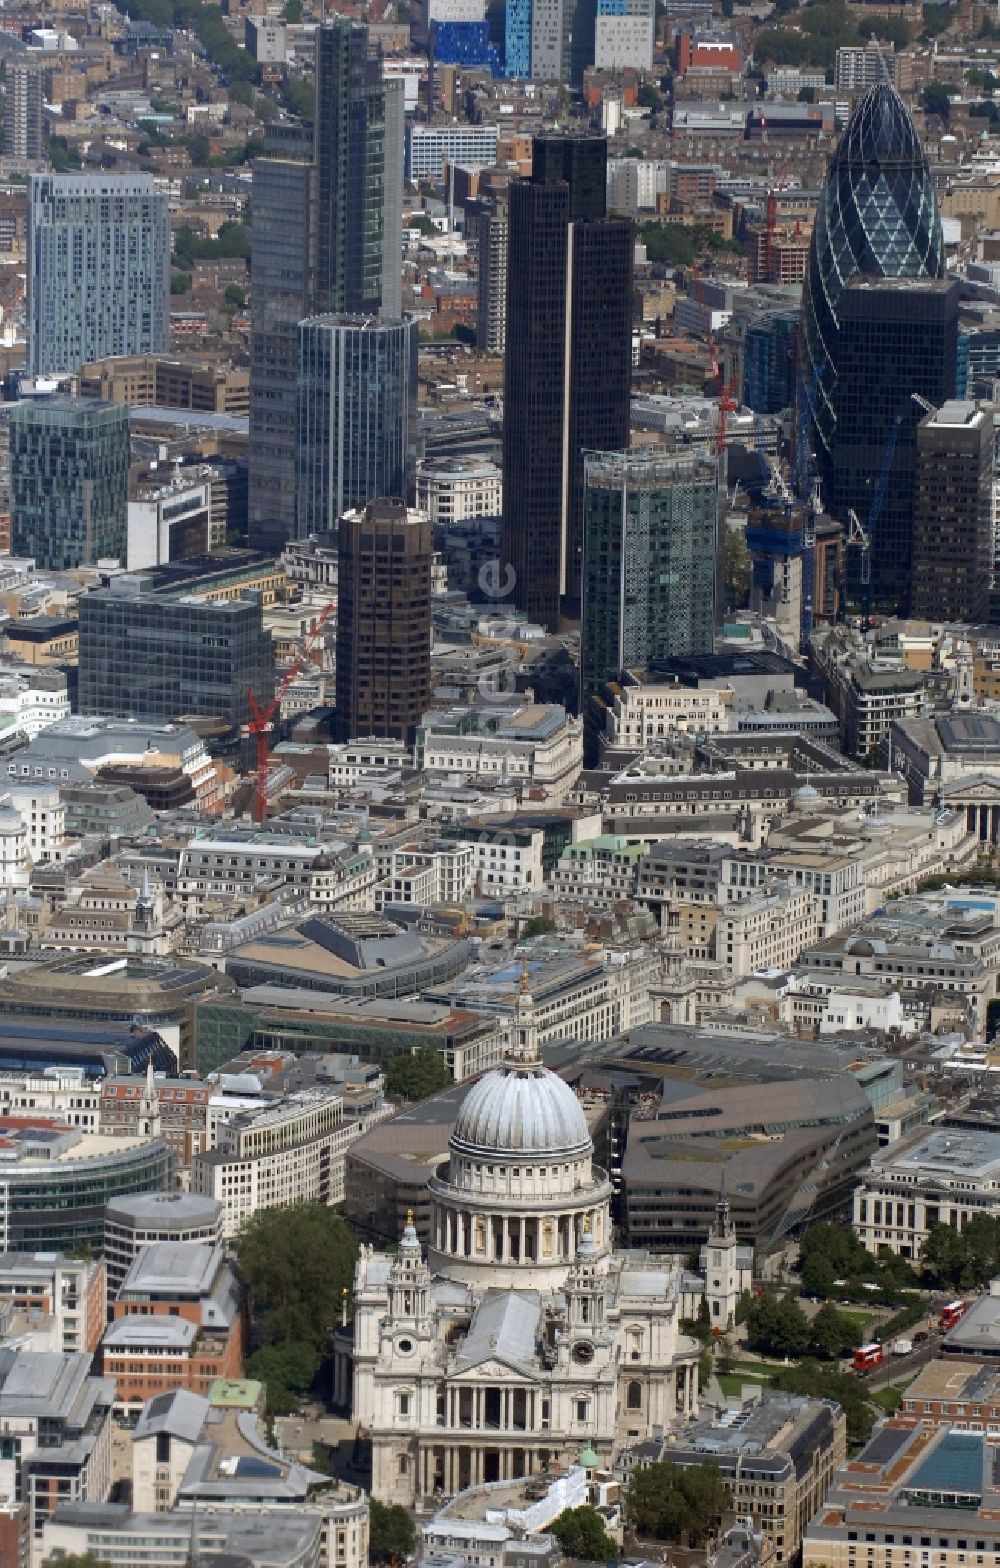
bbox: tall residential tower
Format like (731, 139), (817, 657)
(28, 174), (170, 376)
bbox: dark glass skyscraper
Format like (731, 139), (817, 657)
(502, 132), (633, 629)
(247, 122), (314, 555)
(248, 19), (404, 552)
(911, 401), (993, 623)
(832, 276), (958, 607)
(799, 83), (945, 489)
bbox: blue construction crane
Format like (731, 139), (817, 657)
(846, 412), (903, 630)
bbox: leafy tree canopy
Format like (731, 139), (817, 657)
(283, 76), (315, 118)
(234, 1200), (358, 1354)
(638, 220), (744, 267)
(922, 1215), (1000, 1288)
(173, 220), (250, 269)
(922, 81), (955, 119)
(744, 1291), (812, 1358)
(43, 1558), (113, 1568)
(244, 1338), (317, 1417)
(386, 1047), (452, 1103)
(550, 1506), (618, 1562)
(370, 1500), (417, 1562)
(626, 1460), (731, 1546)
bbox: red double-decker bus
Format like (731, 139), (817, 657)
(940, 1300), (968, 1332)
(852, 1343), (884, 1373)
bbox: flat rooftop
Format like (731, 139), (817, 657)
(877, 1128), (1000, 1179)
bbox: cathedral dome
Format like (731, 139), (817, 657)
(451, 1062), (591, 1160)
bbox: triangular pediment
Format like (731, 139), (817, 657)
(449, 1355), (540, 1383)
(942, 776), (1000, 800)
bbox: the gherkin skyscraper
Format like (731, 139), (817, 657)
(799, 82), (945, 487)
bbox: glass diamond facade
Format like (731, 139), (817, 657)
(799, 82), (945, 485)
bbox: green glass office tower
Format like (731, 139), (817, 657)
(581, 450), (718, 759)
(10, 396), (129, 569)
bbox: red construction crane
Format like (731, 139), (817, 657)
(690, 263), (739, 454)
(244, 602), (335, 823)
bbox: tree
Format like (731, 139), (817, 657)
(799, 1221), (873, 1295)
(171, 272), (192, 294)
(183, 131), (212, 166)
(921, 1221), (968, 1287)
(745, 1292), (811, 1358)
(637, 81), (663, 111)
(722, 527), (750, 610)
(961, 1214), (1000, 1285)
(244, 1338), (317, 1417)
(283, 0), (303, 16)
(370, 1500), (417, 1562)
(234, 1201), (358, 1354)
(224, 283), (247, 309)
(550, 1506), (618, 1561)
(809, 1303), (861, 1360)
(386, 1047), (452, 1103)
(48, 134), (82, 172)
(43, 1558), (113, 1568)
(921, 1), (952, 37)
(640, 220), (697, 267)
(283, 76), (315, 118)
(921, 81), (954, 120)
(627, 1460), (731, 1546)
(521, 915), (556, 938)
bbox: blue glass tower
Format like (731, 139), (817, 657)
(432, 21), (502, 74)
(505, 0), (532, 77)
(799, 82), (945, 489)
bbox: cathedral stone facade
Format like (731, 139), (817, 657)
(350, 981), (701, 1506)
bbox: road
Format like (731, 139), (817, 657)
(859, 1329), (947, 1389)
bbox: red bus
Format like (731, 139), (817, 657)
(853, 1343), (884, 1373)
(940, 1300), (968, 1332)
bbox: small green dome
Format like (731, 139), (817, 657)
(579, 1445), (599, 1468)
